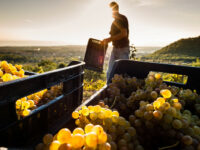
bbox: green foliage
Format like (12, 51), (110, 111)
(57, 62), (66, 68)
(83, 79), (106, 91)
(84, 69), (106, 81)
(153, 36), (200, 56)
(38, 60), (57, 72)
(192, 58), (200, 67)
(129, 44), (137, 60)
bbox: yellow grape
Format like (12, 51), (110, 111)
(89, 112), (98, 120)
(97, 131), (107, 144)
(70, 134), (84, 149)
(82, 106), (87, 110)
(93, 105), (101, 113)
(153, 110), (163, 120)
(49, 140), (61, 150)
(57, 128), (72, 144)
(22, 109), (31, 117)
(88, 106), (94, 111)
(53, 134), (58, 141)
(172, 98), (179, 103)
(155, 73), (161, 79)
(163, 102), (171, 110)
(112, 110), (119, 117)
(0, 69), (3, 77)
(75, 119), (81, 127)
(58, 143), (72, 150)
(156, 97), (165, 104)
(92, 125), (104, 135)
(105, 109), (113, 118)
(43, 133), (53, 145)
(16, 100), (22, 106)
(173, 102), (182, 110)
(153, 101), (161, 109)
(111, 115), (118, 123)
(85, 132), (98, 148)
(82, 108), (90, 116)
(85, 124), (94, 133)
(28, 100), (35, 108)
(160, 89), (172, 98)
(98, 111), (105, 119)
(73, 128), (84, 135)
(24, 101), (30, 109)
(99, 142), (111, 150)
(72, 111), (79, 119)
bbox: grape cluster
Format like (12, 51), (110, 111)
(16, 84), (63, 119)
(0, 60), (25, 82)
(72, 105), (143, 150)
(36, 124), (109, 150)
(102, 73), (200, 150)
(0, 61), (63, 118)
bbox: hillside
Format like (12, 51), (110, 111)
(153, 36), (200, 56)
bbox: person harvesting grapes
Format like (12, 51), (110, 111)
(102, 1), (130, 82)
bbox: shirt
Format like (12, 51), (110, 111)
(109, 13), (129, 48)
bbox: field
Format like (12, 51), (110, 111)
(0, 45), (199, 100)
(0, 46), (161, 100)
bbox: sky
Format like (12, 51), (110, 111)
(0, 0), (200, 46)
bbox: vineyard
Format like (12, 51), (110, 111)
(0, 47), (200, 150)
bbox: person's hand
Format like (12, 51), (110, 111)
(101, 38), (111, 45)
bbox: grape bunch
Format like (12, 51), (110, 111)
(101, 73), (200, 150)
(72, 105), (143, 150)
(36, 124), (109, 150)
(0, 60), (26, 82)
(0, 60), (63, 118)
(16, 84), (63, 119)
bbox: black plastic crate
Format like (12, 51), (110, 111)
(84, 38), (108, 72)
(80, 59), (200, 109)
(0, 61), (85, 148)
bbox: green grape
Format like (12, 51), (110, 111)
(193, 126), (200, 135)
(181, 135), (193, 145)
(135, 145), (144, 150)
(108, 125), (116, 133)
(123, 133), (131, 142)
(151, 91), (158, 99)
(118, 139), (127, 147)
(134, 119), (142, 127)
(144, 111), (153, 120)
(104, 118), (112, 128)
(118, 116), (126, 126)
(172, 119), (183, 129)
(117, 125), (125, 135)
(145, 120), (154, 129)
(163, 114), (173, 124)
(127, 127), (136, 137)
(129, 115), (136, 124)
(146, 104), (154, 111)
(43, 133), (53, 145)
(135, 109), (144, 118)
(110, 141), (117, 150)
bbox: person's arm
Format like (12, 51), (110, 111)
(102, 21), (128, 44)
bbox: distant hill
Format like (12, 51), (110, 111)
(153, 36), (200, 56)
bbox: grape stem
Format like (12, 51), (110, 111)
(158, 141), (179, 150)
(110, 97), (117, 109)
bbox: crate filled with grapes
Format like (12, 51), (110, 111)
(0, 61), (85, 147)
(37, 60), (200, 150)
